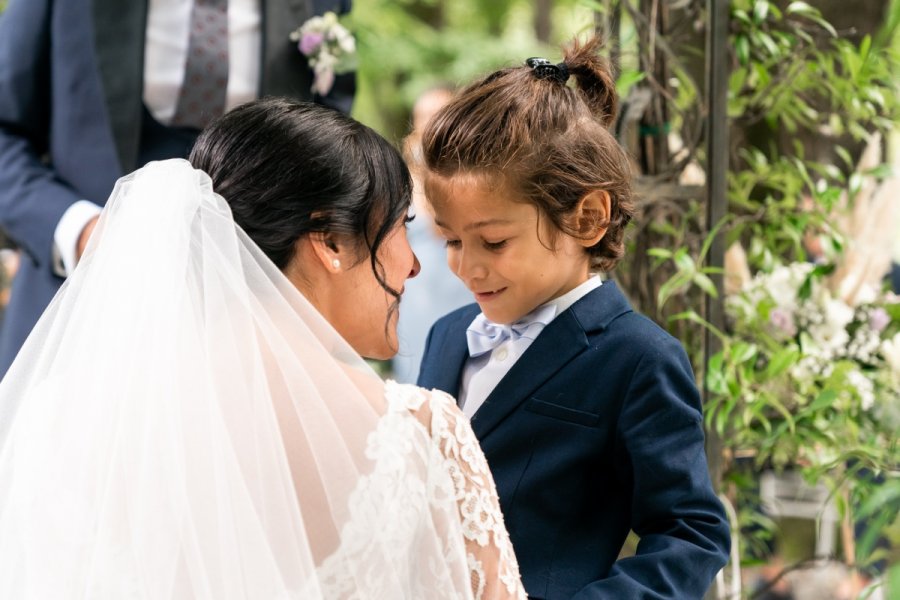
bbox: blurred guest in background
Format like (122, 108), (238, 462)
(0, 0), (355, 377)
(392, 86), (472, 383)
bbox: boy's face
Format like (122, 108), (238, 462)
(428, 175), (591, 325)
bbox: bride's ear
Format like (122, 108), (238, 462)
(307, 231), (347, 273)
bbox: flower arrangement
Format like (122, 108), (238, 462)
(290, 12), (357, 96)
(713, 261), (900, 469)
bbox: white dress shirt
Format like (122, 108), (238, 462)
(459, 275), (603, 418)
(53, 0), (261, 277)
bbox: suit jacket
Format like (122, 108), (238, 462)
(419, 282), (730, 599)
(0, 0), (353, 376)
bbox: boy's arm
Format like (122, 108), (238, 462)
(573, 335), (731, 600)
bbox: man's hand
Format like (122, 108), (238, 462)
(76, 215), (99, 261)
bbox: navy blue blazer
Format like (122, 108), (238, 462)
(419, 282), (730, 599)
(0, 0), (353, 376)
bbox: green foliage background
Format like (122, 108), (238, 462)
(347, 0), (599, 140)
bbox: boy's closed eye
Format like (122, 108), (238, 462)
(443, 238), (509, 251)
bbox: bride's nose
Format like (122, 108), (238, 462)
(408, 253), (421, 279)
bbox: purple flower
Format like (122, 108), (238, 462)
(299, 32), (325, 56)
(770, 307), (797, 337)
(869, 307), (890, 333)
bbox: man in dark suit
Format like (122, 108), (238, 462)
(0, 0), (354, 377)
(419, 281), (731, 599)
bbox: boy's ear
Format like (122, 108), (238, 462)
(307, 231), (345, 272)
(573, 190), (611, 247)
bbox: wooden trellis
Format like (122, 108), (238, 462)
(594, 0), (730, 489)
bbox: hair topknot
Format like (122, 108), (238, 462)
(421, 35), (634, 272)
(562, 36), (618, 129)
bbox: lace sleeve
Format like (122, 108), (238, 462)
(421, 388), (526, 600)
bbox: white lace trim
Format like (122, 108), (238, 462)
(313, 382), (525, 599)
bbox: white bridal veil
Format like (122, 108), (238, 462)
(0, 160), (486, 598)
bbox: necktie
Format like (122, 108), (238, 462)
(171, 0), (229, 129)
(466, 304), (558, 358)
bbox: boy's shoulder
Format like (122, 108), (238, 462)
(605, 308), (679, 344)
(570, 286), (687, 358)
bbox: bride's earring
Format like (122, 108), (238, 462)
(332, 259), (341, 270)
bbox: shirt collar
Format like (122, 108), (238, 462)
(541, 274), (603, 319)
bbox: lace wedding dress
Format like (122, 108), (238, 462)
(314, 381), (522, 600)
(0, 160), (524, 599)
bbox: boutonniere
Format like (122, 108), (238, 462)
(289, 12), (357, 97)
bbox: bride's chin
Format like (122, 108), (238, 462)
(353, 330), (398, 362)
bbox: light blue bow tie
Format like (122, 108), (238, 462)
(466, 304), (558, 358)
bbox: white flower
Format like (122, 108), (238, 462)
(795, 292), (852, 359)
(846, 369), (875, 411)
(854, 283), (879, 306)
(765, 263), (813, 311)
(882, 333), (900, 375)
(337, 31), (356, 54)
(289, 11), (356, 96)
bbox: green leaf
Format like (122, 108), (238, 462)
(786, 1), (815, 15)
(856, 478), (900, 518)
(768, 396), (796, 433)
(735, 35), (750, 66)
(756, 32), (780, 57)
(715, 398), (737, 436)
(765, 347), (798, 379)
(657, 271), (693, 310)
(864, 163), (892, 179)
(753, 0), (770, 23)
(834, 146), (853, 169)
(731, 342), (758, 365)
(733, 9), (752, 26)
(616, 70), (646, 97)
(805, 389), (838, 413)
(886, 558), (900, 598)
(673, 247), (695, 274)
(669, 310), (728, 342)
(798, 276), (813, 300)
(693, 272), (719, 298)
(809, 14), (838, 37)
(859, 34), (871, 61)
(646, 248), (672, 259)
(577, 0), (606, 11)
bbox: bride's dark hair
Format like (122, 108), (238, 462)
(189, 97), (412, 308)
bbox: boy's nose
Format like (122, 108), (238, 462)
(453, 249), (486, 283)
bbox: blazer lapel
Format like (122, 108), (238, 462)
(470, 311), (587, 439)
(470, 281), (633, 440)
(430, 312), (472, 400)
(91, 0), (147, 174)
(260, 0), (313, 96)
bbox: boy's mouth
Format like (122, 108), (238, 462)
(474, 287), (507, 302)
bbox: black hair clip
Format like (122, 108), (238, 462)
(525, 57), (570, 84)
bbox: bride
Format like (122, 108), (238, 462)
(0, 98), (525, 599)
